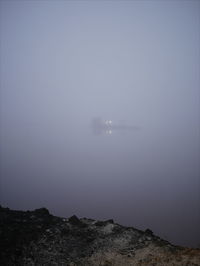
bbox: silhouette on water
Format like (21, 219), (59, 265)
(91, 117), (140, 135)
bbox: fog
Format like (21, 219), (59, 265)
(0, 0), (200, 247)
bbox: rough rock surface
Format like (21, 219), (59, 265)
(0, 206), (199, 265)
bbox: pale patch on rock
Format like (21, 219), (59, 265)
(101, 223), (115, 234)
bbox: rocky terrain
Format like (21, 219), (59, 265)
(0, 206), (200, 266)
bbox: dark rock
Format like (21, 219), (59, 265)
(95, 219), (114, 226)
(107, 219), (114, 224)
(34, 208), (50, 216)
(0, 206), (199, 266)
(145, 228), (153, 235)
(95, 221), (106, 226)
(68, 215), (86, 228)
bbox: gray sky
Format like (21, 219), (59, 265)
(0, 0), (200, 247)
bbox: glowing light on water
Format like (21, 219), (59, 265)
(105, 120), (113, 125)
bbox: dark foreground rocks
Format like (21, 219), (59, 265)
(0, 206), (200, 265)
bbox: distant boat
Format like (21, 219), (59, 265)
(91, 117), (140, 135)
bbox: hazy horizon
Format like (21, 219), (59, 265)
(0, 0), (200, 247)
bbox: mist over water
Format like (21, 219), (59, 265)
(0, 1), (200, 247)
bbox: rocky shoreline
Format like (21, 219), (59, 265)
(0, 206), (199, 265)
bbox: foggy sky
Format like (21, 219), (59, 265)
(0, 0), (200, 247)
